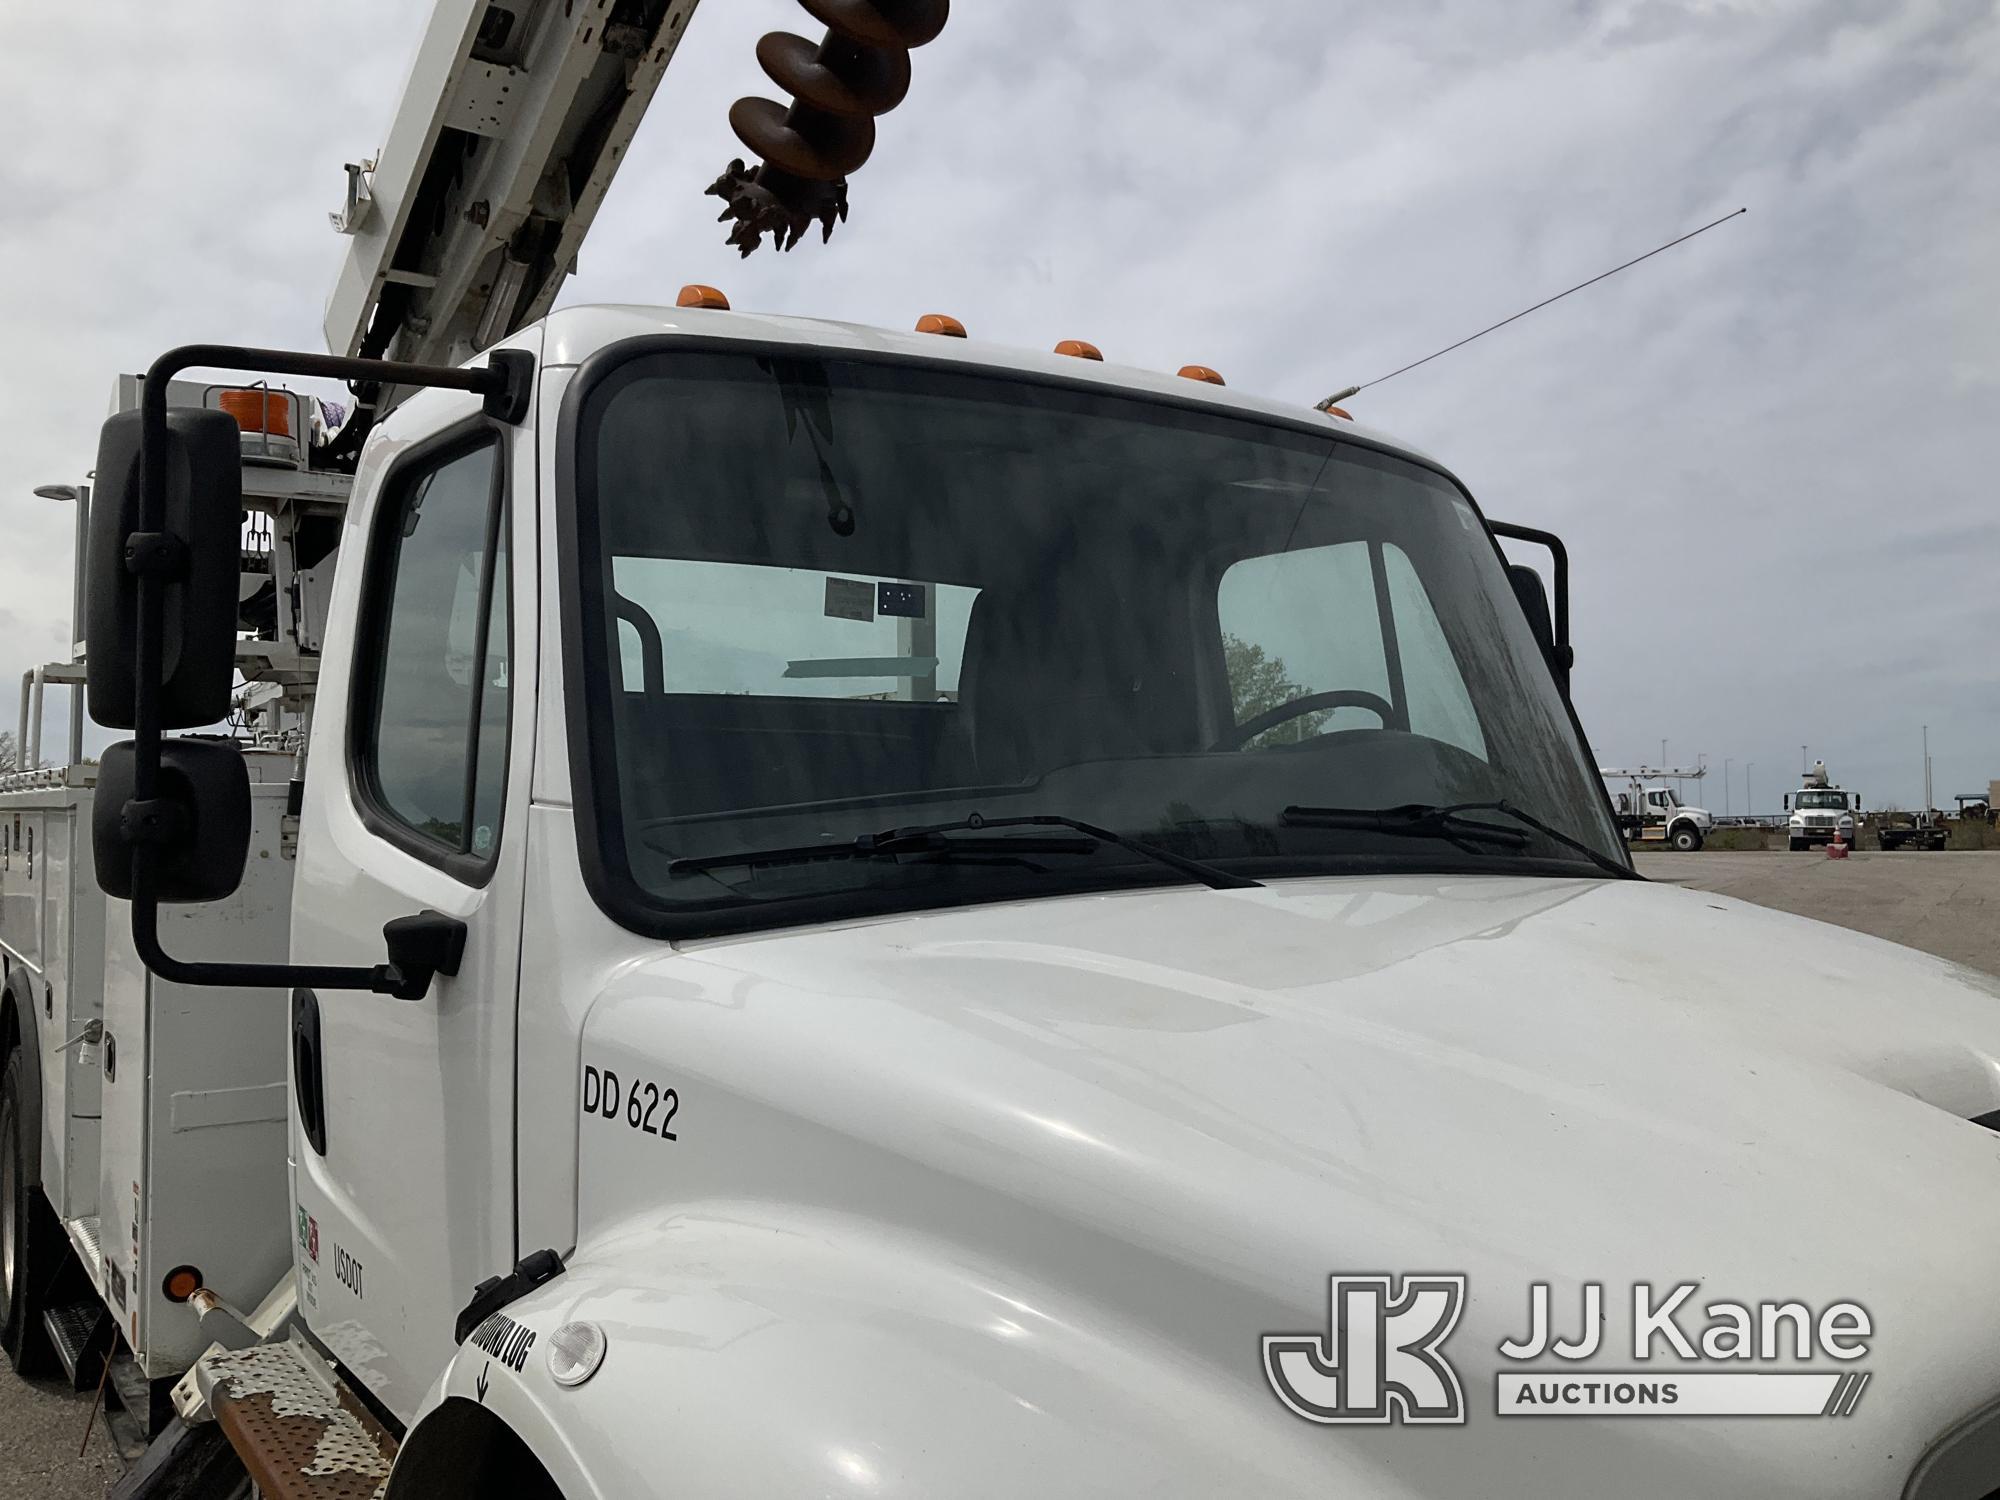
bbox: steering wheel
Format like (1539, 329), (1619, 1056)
(1211, 690), (1395, 751)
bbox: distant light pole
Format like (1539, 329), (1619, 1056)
(1723, 758), (1734, 816)
(33, 481), (86, 768)
(1801, 744), (1808, 775)
(1922, 724), (1932, 812)
(1660, 738), (1668, 769)
(1746, 763), (1755, 819)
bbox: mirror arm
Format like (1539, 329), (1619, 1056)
(130, 884), (403, 995)
(123, 342), (528, 1000)
(1486, 520), (1570, 660)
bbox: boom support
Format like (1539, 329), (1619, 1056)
(324, 0), (702, 403)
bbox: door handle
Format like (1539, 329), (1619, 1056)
(292, 988), (327, 1156)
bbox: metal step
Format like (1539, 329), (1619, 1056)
(41, 1298), (111, 1390)
(69, 1213), (104, 1282)
(192, 1337), (398, 1500)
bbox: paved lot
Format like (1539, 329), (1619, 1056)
(0, 1372), (123, 1500)
(1636, 848), (2000, 977)
(7, 849), (1997, 1493)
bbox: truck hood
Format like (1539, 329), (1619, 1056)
(577, 875), (2000, 1497)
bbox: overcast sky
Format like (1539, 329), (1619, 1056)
(1, 0), (1994, 810)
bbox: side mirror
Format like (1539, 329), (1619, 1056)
(93, 737), (250, 902)
(381, 911), (468, 1001)
(1505, 563), (1568, 692)
(1489, 522), (1572, 697)
(86, 407), (243, 730)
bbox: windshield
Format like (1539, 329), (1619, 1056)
(567, 348), (1625, 935)
(1796, 790), (1849, 809)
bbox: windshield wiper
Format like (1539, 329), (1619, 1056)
(1281, 801), (1639, 880)
(665, 812), (1260, 892)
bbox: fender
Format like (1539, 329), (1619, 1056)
(393, 1206), (1401, 1499)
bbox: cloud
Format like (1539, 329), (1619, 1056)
(0, 0), (1993, 805)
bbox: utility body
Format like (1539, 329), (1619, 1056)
(7, 5), (2000, 1499)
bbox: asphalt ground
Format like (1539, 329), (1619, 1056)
(6, 848), (1997, 1493)
(0, 1369), (123, 1500)
(1635, 848), (2000, 977)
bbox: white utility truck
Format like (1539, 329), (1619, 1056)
(10, 5), (2000, 1500)
(1785, 761), (1861, 851)
(1599, 766), (1714, 851)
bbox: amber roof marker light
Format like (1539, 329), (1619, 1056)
(708, 0), (951, 257)
(676, 284), (732, 310)
(1054, 340), (1103, 361)
(915, 313), (967, 337)
(1178, 365), (1226, 386)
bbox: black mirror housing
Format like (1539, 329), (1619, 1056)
(381, 911), (468, 1001)
(93, 737), (251, 903)
(87, 406), (243, 730)
(1489, 522), (1572, 698)
(1505, 563), (1568, 691)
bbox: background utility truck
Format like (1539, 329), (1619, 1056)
(12, 6), (2000, 1500)
(1784, 761), (1861, 851)
(1599, 766), (1713, 850)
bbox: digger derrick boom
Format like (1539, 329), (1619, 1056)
(324, 0), (703, 388)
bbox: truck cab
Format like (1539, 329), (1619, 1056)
(12, 306), (2000, 1500)
(1786, 786), (1860, 850)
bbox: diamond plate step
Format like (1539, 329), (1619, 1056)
(196, 1338), (397, 1500)
(42, 1298), (110, 1389)
(69, 1213), (103, 1281)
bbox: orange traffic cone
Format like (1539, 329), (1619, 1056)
(1827, 836), (1850, 859)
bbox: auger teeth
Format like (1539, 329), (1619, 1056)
(709, 0), (949, 254)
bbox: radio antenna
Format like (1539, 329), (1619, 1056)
(1316, 207), (1748, 411)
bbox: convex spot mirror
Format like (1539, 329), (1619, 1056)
(92, 738), (250, 903)
(86, 407), (243, 730)
(1505, 563), (1567, 694)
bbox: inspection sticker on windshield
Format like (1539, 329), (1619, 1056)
(824, 576), (875, 622)
(877, 581), (926, 618)
(1264, 1275), (1873, 1424)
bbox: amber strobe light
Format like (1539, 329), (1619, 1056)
(215, 389), (292, 436)
(708, 0), (950, 256)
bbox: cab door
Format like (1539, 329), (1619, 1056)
(288, 373), (535, 1421)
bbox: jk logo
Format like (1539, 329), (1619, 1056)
(1264, 1274), (1468, 1425)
